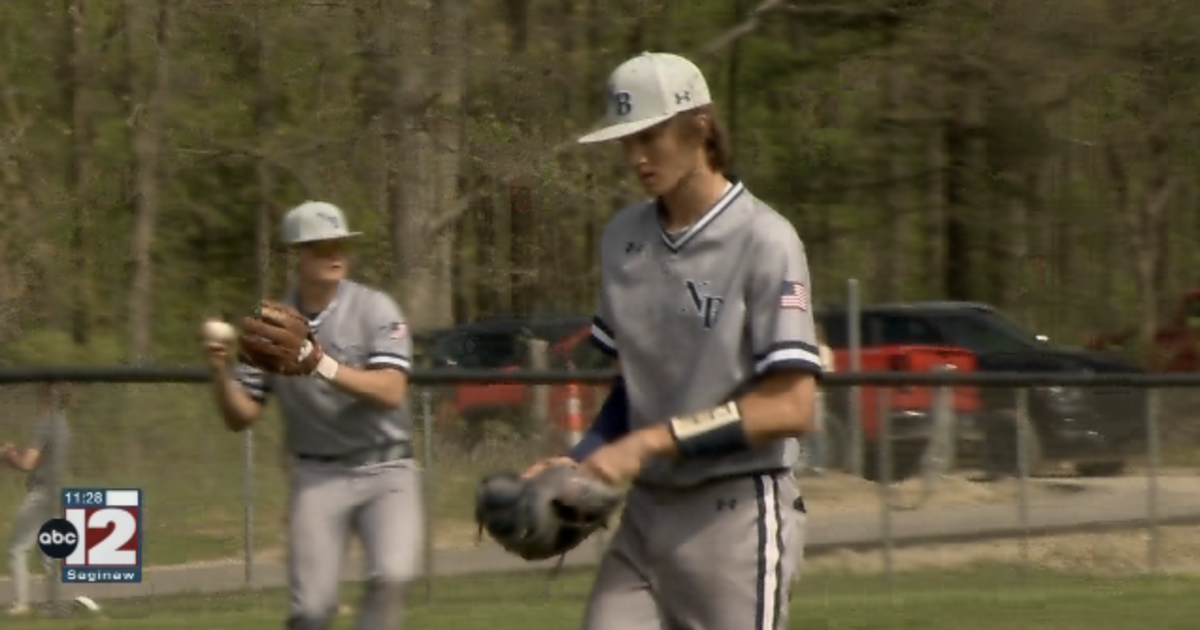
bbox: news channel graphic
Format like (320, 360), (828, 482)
(37, 488), (143, 584)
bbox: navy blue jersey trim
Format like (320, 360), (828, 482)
(753, 474), (769, 630)
(752, 340), (819, 363)
(658, 179), (746, 252)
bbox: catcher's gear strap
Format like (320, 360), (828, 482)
(669, 400), (749, 459)
(567, 377), (629, 462)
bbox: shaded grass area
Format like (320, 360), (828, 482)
(0, 384), (554, 566)
(7, 565), (1200, 629)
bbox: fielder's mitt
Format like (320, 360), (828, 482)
(238, 300), (322, 375)
(475, 464), (623, 562)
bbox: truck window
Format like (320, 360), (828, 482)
(878, 315), (945, 346)
(817, 314), (848, 347)
(926, 312), (1037, 354)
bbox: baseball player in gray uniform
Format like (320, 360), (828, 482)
(4, 383), (71, 616)
(203, 201), (421, 630)
(529, 52), (822, 630)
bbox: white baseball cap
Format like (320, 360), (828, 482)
(281, 201), (362, 244)
(577, 52), (712, 144)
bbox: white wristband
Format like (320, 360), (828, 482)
(313, 354), (340, 382)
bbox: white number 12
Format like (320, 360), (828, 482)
(65, 509), (138, 566)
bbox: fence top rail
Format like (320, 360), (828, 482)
(0, 366), (1196, 387)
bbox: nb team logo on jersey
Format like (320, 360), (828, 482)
(684, 280), (723, 329)
(40, 488), (144, 584)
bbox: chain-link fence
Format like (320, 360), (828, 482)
(1, 371), (1198, 615)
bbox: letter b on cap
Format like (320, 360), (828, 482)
(37, 518), (80, 559)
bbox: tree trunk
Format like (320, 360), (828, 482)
(65, 0), (93, 345)
(389, 0), (464, 331)
(430, 0), (465, 325)
(875, 43), (904, 301)
(1105, 135), (1173, 352)
(504, 0), (535, 316)
(252, 9), (274, 299)
(0, 41), (36, 337)
(943, 111), (971, 300)
(125, 0), (171, 362)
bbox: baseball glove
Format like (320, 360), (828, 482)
(475, 464), (623, 562)
(238, 300), (323, 375)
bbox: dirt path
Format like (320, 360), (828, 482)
(809, 525), (1200, 575)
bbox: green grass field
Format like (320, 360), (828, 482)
(0, 383), (554, 566)
(6, 565), (1200, 629)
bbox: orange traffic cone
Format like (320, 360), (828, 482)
(564, 382), (584, 448)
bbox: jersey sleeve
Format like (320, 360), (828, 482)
(590, 219), (621, 358)
(233, 361), (271, 403)
(364, 292), (413, 374)
(748, 225), (822, 375)
(591, 294), (618, 358)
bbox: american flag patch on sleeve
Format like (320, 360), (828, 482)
(779, 281), (808, 311)
(384, 322), (408, 340)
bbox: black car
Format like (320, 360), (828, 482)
(817, 302), (1145, 477)
(419, 315), (593, 370)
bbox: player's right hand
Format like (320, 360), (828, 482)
(520, 456), (576, 479)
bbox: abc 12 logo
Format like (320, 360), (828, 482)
(38, 506), (141, 567)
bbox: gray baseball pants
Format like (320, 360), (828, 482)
(286, 458), (423, 630)
(8, 487), (53, 608)
(583, 471), (806, 630)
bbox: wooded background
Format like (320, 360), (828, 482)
(0, 0), (1195, 365)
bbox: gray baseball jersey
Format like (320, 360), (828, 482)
(591, 179), (823, 488)
(234, 279), (414, 456)
(232, 279), (422, 629)
(27, 410), (69, 491)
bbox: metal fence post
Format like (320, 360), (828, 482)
(877, 386), (894, 583)
(1015, 388), (1030, 571)
(1145, 388), (1161, 574)
(923, 365), (956, 489)
(847, 279), (864, 477)
(421, 389), (435, 602)
(243, 428), (255, 587)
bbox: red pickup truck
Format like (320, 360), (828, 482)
(820, 344), (979, 481)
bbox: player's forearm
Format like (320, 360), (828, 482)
(641, 371), (818, 459)
(734, 372), (818, 441)
(327, 366), (408, 408)
(212, 372), (262, 432)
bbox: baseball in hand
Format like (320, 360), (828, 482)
(202, 320), (236, 345)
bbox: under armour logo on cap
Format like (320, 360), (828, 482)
(577, 52), (714, 144)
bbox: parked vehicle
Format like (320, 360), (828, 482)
(819, 302), (1145, 478)
(421, 316), (607, 451)
(811, 315), (980, 481)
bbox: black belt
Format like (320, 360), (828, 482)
(295, 442), (413, 466)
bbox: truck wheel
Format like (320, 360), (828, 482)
(1074, 461), (1125, 477)
(863, 440), (927, 483)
